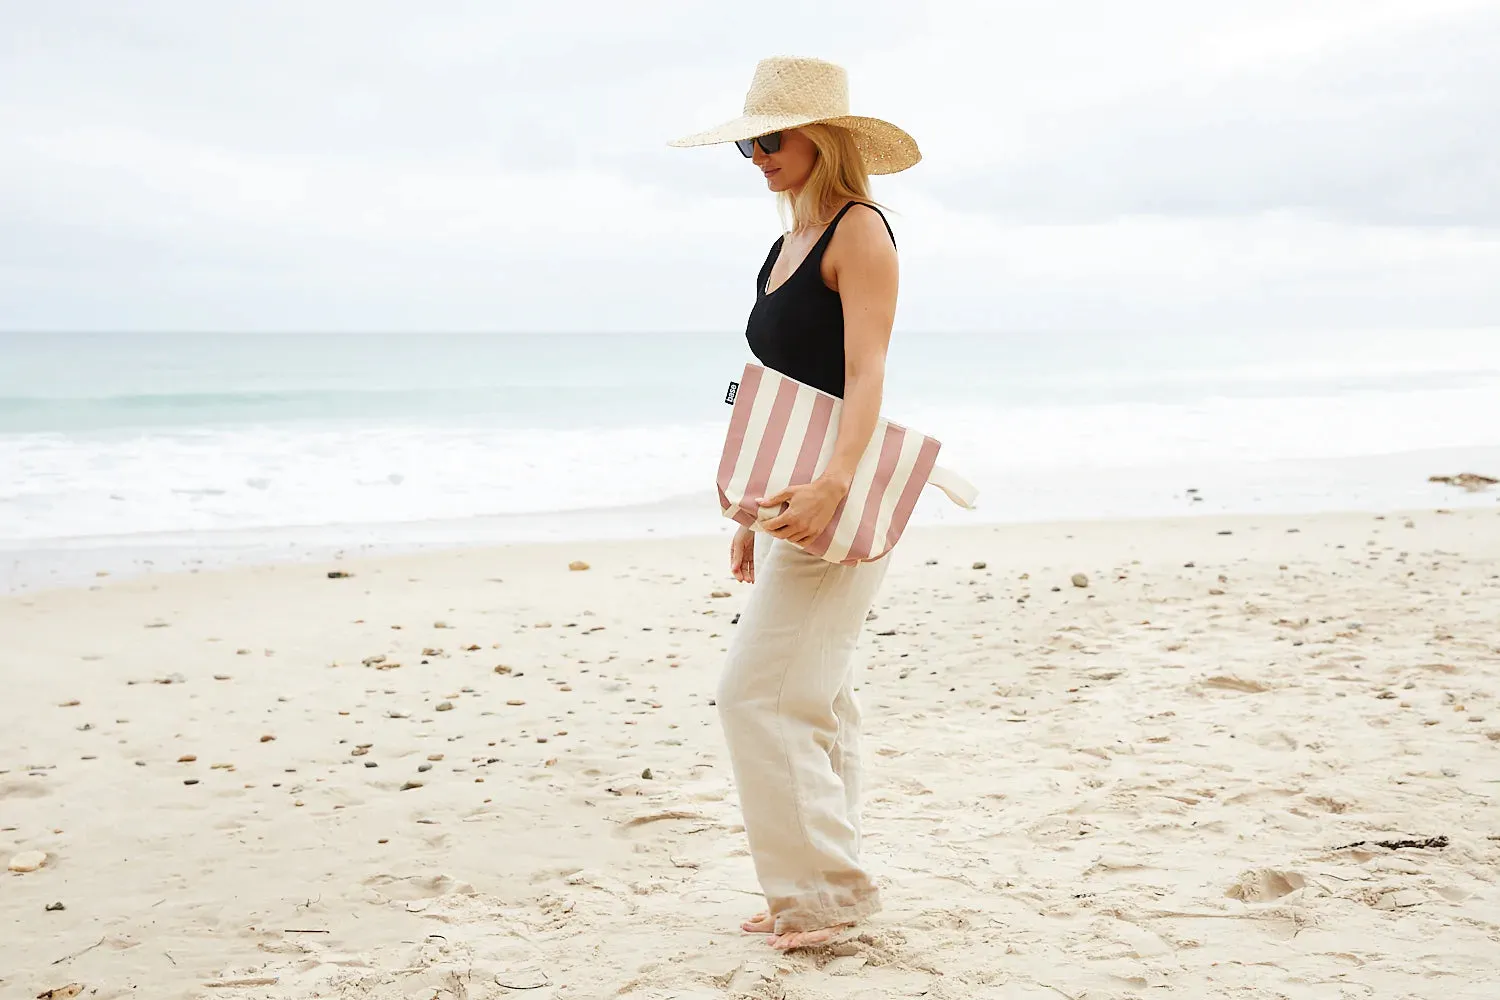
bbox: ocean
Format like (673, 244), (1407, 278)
(3, 329), (1499, 590)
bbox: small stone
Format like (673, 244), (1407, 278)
(1208, 588), (1225, 596)
(378, 838), (389, 844)
(327, 570), (351, 578)
(401, 781), (424, 791)
(433, 621), (450, 629)
(58, 700), (80, 708)
(418, 763), (433, 772)
(507, 699), (525, 707)
(641, 768), (654, 780)
(435, 701), (454, 712)
(213, 674), (231, 681)
(236, 648), (252, 655)
(427, 753), (444, 761)
(1071, 573), (1089, 588)
(183, 778), (199, 785)
(494, 665), (513, 674)
(46, 901), (66, 911)
(351, 746), (369, 756)
(972, 561), (987, 570)
(710, 590), (731, 598)
(260, 734), (275, 743)
(8, 851), (47, 873)
(178, 754), (197, 763)
(465, 644), (481, 651)
(569, 560), (590, 571)
(364, 761), (378, 768)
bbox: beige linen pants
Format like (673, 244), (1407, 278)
(717, 531), (890, 934)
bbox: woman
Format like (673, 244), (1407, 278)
(670, 56), (921, 951)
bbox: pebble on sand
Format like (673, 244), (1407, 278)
(1071, 573), (1090, 588)
(7, 850), (47, 873)
(260, 734), (276, 743)
(972, 561), (988, 570)
(710, 590), (731, 598)
(569, 560), (590, 571)
(178, 754), (197, 763)
(436, 701), (454, 712)
(401, 781), (424, 791)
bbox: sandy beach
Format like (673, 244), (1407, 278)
(4, 507), (1499, 999)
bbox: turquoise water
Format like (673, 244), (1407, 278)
(2, 329), (1499, 563)
(4, 330), (1498, 434)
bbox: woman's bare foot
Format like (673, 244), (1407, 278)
(767, 923), (853, 951)
(741, 912), (775, 934)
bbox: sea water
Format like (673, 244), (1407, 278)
(3, 329), (1498, 589)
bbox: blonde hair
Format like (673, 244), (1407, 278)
(777, 123), (884, 233)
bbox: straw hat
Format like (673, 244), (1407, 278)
(668, 56), (920, 175)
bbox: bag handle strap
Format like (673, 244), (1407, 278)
(927, 465), (978, 509)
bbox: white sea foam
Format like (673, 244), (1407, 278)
(2, 330), (1498, 549)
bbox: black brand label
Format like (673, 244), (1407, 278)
(725, 381), (739, 405)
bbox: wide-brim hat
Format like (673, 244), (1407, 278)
(668, 56), (920, 176)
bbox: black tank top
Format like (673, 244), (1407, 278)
(744, 201), (896, 399)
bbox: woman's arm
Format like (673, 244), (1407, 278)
(759, 204), (899, 546)
(819, 205), (898, 491)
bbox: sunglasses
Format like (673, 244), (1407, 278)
(735, 131), (783, 157)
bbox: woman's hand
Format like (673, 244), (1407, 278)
(730, 525), (757, 583)
(757, 475), (849, 547)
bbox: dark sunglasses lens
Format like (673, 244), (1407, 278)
(735, 138), (756, 157)
(758, 131), (782, 154)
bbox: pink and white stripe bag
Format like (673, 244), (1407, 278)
(717, 362), (977, 565)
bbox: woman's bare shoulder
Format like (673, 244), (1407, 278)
(829, 203), (896, 261)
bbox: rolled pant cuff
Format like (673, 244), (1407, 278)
(771, 885), (883, 934)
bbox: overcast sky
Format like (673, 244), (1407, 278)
(2, 0), (1497, 333)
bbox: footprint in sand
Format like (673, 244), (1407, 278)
(1225, 868), (1306, 901)
(1202, 675), (1271, 693)
(362, 873), (476, 901)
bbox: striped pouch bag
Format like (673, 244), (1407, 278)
(717, 362), (978, 565)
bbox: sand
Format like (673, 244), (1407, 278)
(4, 508), (1499, 999)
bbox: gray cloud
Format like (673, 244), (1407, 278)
(927, 6), (1500, 227)
(1, 1), (1497, 332)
